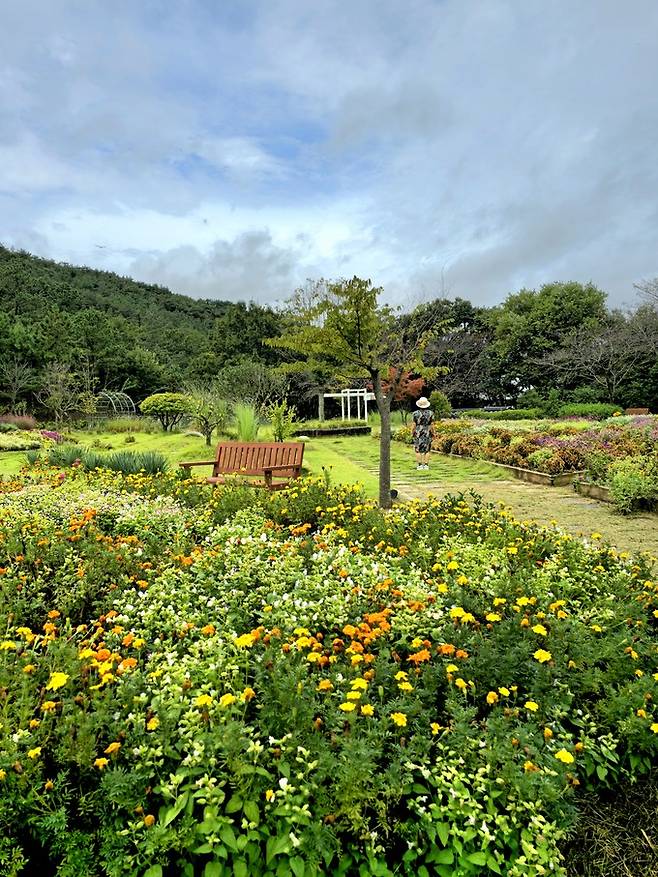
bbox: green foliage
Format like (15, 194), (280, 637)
(100, 417), (160, 434)
(607, 456), (658, 513)
(186, 384), (230, 446)
(0, 430), (44, 450)
(429, 390), (451, 417)
(268, 400), (296, 442)
(139, 393), (192, 432)
(234, 403), (260, 441)
(558, 402), (622, 419)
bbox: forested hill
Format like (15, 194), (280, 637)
(0, 245), (283, 397)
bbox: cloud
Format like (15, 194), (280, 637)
(1, 0), (657, 307)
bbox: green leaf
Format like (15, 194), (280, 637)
(143, 868), (163, 877)
(204, 864), (222, 877)
(243, 800), (260, 824)
(266, 835), (290, 864)
(219, 824), (238, 851)
(436, 822), (450, 847)
(434, 849), (454, 865)
(162, 791), (189, 827)
(225, 795), (243, 813)
(487, 855), (503, 874)
(234, 861), (248, 877)
(290, 857), (306, 877)
(466, 851), (487, 866)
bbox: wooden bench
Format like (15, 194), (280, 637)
(179, 441), (305, 490)
(625, 407), (650, 415)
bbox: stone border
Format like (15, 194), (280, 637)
(574, 480), (613, 503)
(293, 425), (372, 437)
(431, 450), (584, 486)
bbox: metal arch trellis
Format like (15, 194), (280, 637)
(95, 390), (136, 418)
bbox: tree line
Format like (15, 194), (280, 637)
(1, 244), (657, 416)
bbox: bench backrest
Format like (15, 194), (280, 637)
(213, 441), (304, 477)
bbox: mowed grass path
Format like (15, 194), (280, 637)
(2, 430), (657, 558)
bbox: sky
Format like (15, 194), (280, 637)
(1, 0), (657, 307)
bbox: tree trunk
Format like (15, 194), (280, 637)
(372, 369), (392, 509)
(318, 391), (325, 422)
(205, 431), (212, 446)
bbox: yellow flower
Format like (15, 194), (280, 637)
(650, 723), (658, 734)
(104, 742), (121, 755)
(240, 687), (256, 702)
(446, 560), (459, 571)
(525, 701), (539, 712)
(350, 654), (363, 666)
(45, 672), (69, 691)
(147, 717), (160, 731)
(485, 612), (502, 622)
(27, 747), (42, 760)
(544, 727), (554, 740)
(430, 722), (442, 735)
(390, 712), (407, 727)
(591, 532), (602, 540)
(143, 814), (155, 827)
(265, 789), (275, 801)
(94, 757), (109, 769)
(351, 678), (368, 690)
(23, 664), (36, 674)
(445, 663), (458, 674)
(219, 693), (237, 708)
(394, 670), (408, 681)
(41, 700), (57, 712)
(339, 701), (356, 712)
(637, 708), (648, 718)
(498, 686), (510, 697)
(195, 694), (214, 707)
(454, 677), (468, 691)
(486, 691), (499, 705)
(533, 649), (552, 664)
(346, 691), (362, 700)
(29, 719), (40, 729)
(0, 641), (17, 650)
(361, 704), (374, 716)
(234, 633), (256, 648)
(531, 624), (548, 636)
(524, 761), (539, 772)
(507, 546), (518, 555)
(591, 624), (603, 633)
(398, 681), (414, 692)
(555, 749), (575, 764)
(317, 680), (333, 692)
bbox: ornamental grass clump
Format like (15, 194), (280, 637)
(234, 401), (260, 441)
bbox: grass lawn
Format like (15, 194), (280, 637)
(2, 428), (657, 559)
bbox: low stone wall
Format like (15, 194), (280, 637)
(432, 450), (584, 486)
(574, 480), (613, 503)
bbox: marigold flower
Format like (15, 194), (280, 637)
(498, 686), (510, 697)
(637, 708), (648, 718)
(317, 680), (333, 692)
(219, 693), (236, 708)
(390, 712), (407, 727)
(143, 814), (155, 827)
(23, 664), (36, 674)
(27, 747), (42, 760)
(339, 701), (356, 712)
(104, 742), (121, 755)
(234, 633), (255, 648)
(485, 612), (502, 622)
(195, 694), (213, 707)
(555, 749), (575, 764)
(41, 700), (57, 712)
(525, 701), (539, 712)
(346, 691), (362, 701)
(430, 722), (443, 735)
(486, 691), (499, 705)
(454, 677), (468, 691)
(531, 624), (548, 636)
(240, 687), (256, 702)
(533, 649), (552, 664)
(408, 649), (431, 664)
(361, 704), (374, 716)
(147, 717), (160, 731)
(265, 789), (275, 801)
(398, 681), (414, 692)
(44, 780), (54, 791)
(351, 678), (368, 690)
(524, 761), (539, 772)
(650, 723), (658, 734)
(544, 727), (554, 739)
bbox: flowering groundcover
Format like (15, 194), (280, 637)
(1, 468), (658, 876)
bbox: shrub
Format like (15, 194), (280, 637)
(429, 390), (452, 418)
(0, 423), (18, 433)
(268, 400), (296, 442)
(559, 403), (622, 420)
(103, 450), (169, 475)
(607, 455), (658, 513)
(102, 416), (160, 434)
(234, 402), (260, 441)
(139, 393), (192, 431)
(0, 431), (44, 451)
(0, 413), (38, 430)
(124, 434), (136, 444)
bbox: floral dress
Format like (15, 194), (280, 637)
(412, 409), (434, 453)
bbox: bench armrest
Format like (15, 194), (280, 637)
(179, 460), (216, 469)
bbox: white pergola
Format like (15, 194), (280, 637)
(323, 388), (376, 421)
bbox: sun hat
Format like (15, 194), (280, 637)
(416, 396), (430, 408)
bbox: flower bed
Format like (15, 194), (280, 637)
(1, 468), (658, 875)
(0, 429), (50, 452)
(395, 415), (658, 480)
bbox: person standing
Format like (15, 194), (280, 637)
(412, 396), (434, 470)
